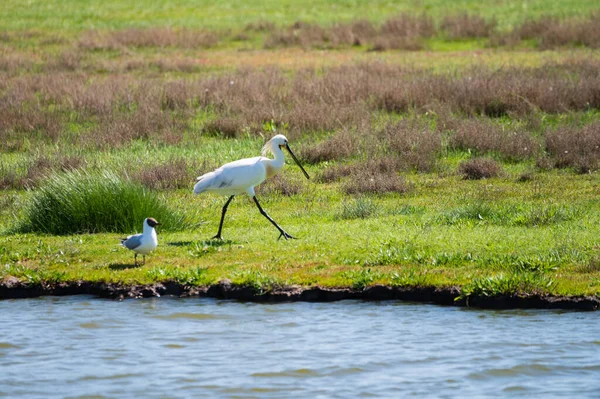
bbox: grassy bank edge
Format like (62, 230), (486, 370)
(1, 277), (599, 311)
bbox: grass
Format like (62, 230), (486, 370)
(15, 170), (193, 235)
(1, 0), (598, 31)
(2, 171), (600, 298)
(1, 0), (600, 303)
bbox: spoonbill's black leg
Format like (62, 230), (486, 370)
(213, 195), (235, 240)
(252, 196), (296, 240)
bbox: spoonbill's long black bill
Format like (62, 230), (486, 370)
(285, 144), (310, 180)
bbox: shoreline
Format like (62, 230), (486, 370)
(1, 278), (598, 311)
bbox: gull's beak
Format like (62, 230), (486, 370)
(285, 143), (310, 180)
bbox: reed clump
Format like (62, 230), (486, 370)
(16, 170), (190, 234)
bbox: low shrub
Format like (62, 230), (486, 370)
(381, 121), (442, 171)
(545, 122), (600, 173)
(344, 169), (410, 195)
(458, 158), (502, 180)
(300, 129), (358, 164)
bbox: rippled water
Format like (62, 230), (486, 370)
(1, 297), (599, 398)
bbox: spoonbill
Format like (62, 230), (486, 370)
(193, 134), (310, 240)
(120, 217), (159, 266)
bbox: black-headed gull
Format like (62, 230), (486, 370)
(120, 217), (159, 266)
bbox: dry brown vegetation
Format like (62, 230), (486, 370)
(544, 122), (600, 173)
(343, 168), (410, 195)
(0, 155), (84, 189)
(441, 13), (497, 39)
(458, 158), (502, 180)
(128, 158), (199, 190)
(262, 13), (599, 50)
(1, 60), (600, 178)
(491, 13), (600, 49)
(1, 13), (599, 62)
(300, 128), (360, 164)
(256, 174), (305, 196)
(447, 118), (539, 161)
(317, 157), (399, 183)
(381, 120), (442, 172)
(79, 28), (220, 50)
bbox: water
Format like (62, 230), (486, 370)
(1, 297), (599, 399)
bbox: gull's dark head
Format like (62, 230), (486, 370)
(146, 218), (160, 228)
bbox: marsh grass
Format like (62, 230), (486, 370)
(16, 170), (191, 235)
(257, 175), (305, 196)
(231, 269), (283, 294)
(2, 5), (600, 300)
(458, 158), (502, 180)
(337, 197), (381, 220)
(146, 266), (210, 285)
(441, 13), (496, 39)
(458, 272), (556, 300)
(545, 122), (600, 173)
(68, 13), (599, 52)
(342, 268), (382, 290)
(129, 158), (198, 190)
(439, 202), (581, 227)
(390, 269), (430, 287)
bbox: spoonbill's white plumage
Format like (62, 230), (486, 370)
(193, 134), (309, 240)
(120, 217), (159, 266)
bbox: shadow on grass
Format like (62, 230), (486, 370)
(108, 263), (140, 270)
(167, 239), (236, 248)
(167, 241), (194, 247)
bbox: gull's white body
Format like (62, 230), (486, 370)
(121, 218), (158, 255)
(193, 141), (285, 197)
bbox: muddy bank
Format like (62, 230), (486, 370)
(0, 277), (598, 310)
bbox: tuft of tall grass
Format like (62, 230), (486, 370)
(459, 272), (555, 300)
(342, 268), (382, 290)
(16, 170), (192, 235)
(337, 197), (381, 220)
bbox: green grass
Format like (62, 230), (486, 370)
(2, 0), (600, 303)
(1, 0), (598, 31)
(2, 169), (600, 298)
(14, 169), (193, 235)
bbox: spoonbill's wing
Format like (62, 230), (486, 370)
(194, 157), (266, 194)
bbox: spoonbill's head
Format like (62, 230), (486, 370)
(264, 134), (310, 180)
(145, 217), (160, 228)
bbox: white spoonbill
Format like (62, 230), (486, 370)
(193, 134), (310, 240)
(120, 217), (159, 266)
